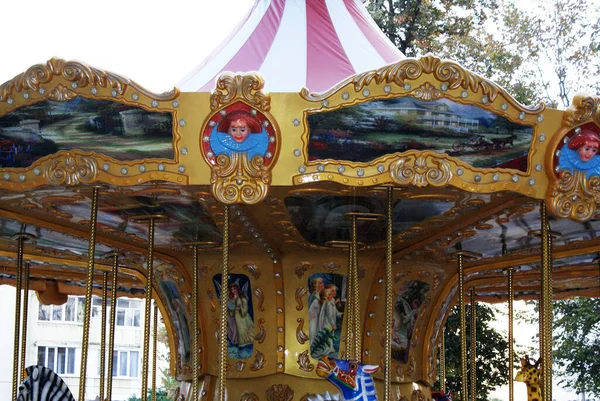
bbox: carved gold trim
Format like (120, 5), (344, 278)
(549, 170), (600, 221)
(296, 318), (309, 344)
(211, 153), (272, 205)
(44, 153), (99, 186)
(411, 82), (442, 100)
(563, 93), (600, 127)
(240, 392), (259, 401)
(255, 318), (266, 343)
(253, 287), (265, 312)
(0, 57), (178, 102)
(49, 84), (77, 101)
(243, 263), (261, 280)
(295, 287), (307, 311)
(390, 154), (452, 187)
(250, 350), (265, 371)
(297, 350), (314, 372)
(266, 385), (294, 401)
(295, 262), (313, 279)
(210, 73), (270, 111)
(301, 55), (545, 115)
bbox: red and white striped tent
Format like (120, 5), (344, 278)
(178, 0), (405, 93)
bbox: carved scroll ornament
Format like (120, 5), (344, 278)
(550, 170), (600, 221)
(210, 153), (272, 205)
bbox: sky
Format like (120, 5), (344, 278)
(0, 0), (255, 93)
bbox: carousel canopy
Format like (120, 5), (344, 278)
(177, 0), (404, 92)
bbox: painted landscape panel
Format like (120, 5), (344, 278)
(307, 97), (533, 171)
(0, 97), (174, 167)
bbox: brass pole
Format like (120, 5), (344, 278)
(384, 187), (393, 401)
(458, 252), (468, 401)
(152, 301), (158, 401)
(192, 244), (199, 401)
(141, 216), (159, 401)
(469, 288), (476, 401)
(106, 252), (120, 401)
(12, 236), (22, 401)
(79, 186), (101, 401)
(351, 214), (361, 360)
(218, 205), (230, 401)
(440, 327), (446, 393)
(540, 200), (553, 401)
(508, 266), (514, 401)
(100, 271), (108, 401)
(344, 237), (354, 360)
(19, 262), (30, 382)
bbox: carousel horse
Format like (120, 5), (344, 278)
(431, 390), (452, 400)
(314, 356), (379, 401)
(514, 355), (543, 401)
(17, 365), (75, 401)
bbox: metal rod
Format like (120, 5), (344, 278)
(192, 244), (199, 401)
(508, 267), (514, 401)
(100, 271), (108, 401)
(19, 261), (30, 382)
(12, 235), (24, 398)
(384, 186), (393, 401)
(345, 238), (354, 360)
(440, 327), (446, 393)
(79, 186), (100, 401)
(152, 301), (158, 401)
(351, 214), (361, 360)
(540, 200), (553, 401)
(142, 218), (157, 401)
(218, 205), (230, 401)
(106, 252), (120, 401)
(470, 288), (476, 401)
(458, 252), (468, 401)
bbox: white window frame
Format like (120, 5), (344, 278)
(107, 349), (140, 378)
(37, 345), (77, 376)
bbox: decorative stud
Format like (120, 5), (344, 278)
(70, 82), (78, 89)
(111, 90), (118, 97)
(121, 168), (128, 175)
(481, 96), (488, 104)
(91, 87), (98, 95)
(181, 147), (188, 155)
(460, 90), (468, 98)
(19, 174), (25, 182)
(536, 114), (544, 122)
(179, 119), (186, 127)
(33, 168), (40, 176)
(403, 83), (411, 91)
(501, 103), (508, 110)
(178, 166), (186, 173)
(535, 164), (542, 171)
(362, 89), (370, 97)
(528, 178), (535, 186)
(39, 88), (46, 95)
(158, 163), (165, 171)
(151, 100), (159, 107)
(357, 168), (364, 177)
(539, 134), (546, 142)
(377, 165), (384, 173)
(317, 164), (325, 172)
(172, 100), (179, 108)
(518, 112), (526, 120)
(342, 92), (350, 100)
(132, 93), (139, 101)
(492, 173), (499, 181)
(23, 93), (30, 99)
(440, 83), (448, 91)
(293, 149), (301, 157)
(512, 175), (519, 182)
(337, 166), (345, 173)
(457, 168), (464, 176)
(102, 164), (110, 171)
(7, 98), (14, 104)
(292, 118), (300, 126)
(384, 85), (391, 93)
(322, 100), (329, 107)
(139, 165), (146, 172)
(298, 165), (306, 173)
(474, 174), (481, 182)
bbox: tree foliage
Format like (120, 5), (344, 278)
(437, 303), (510, 401)
(364, 0), (600, 108)
(553, 298), (600, 398)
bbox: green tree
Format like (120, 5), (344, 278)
(553, 298), (600, 399)
(437, 303), (510, 401)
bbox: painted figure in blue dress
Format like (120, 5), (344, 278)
(210, 110), (269, 159)
(558, 129), (600, 177)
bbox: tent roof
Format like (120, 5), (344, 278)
(178, 0), (404, 93)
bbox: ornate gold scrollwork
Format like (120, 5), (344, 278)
(550, 170), (600, 221)
(390, 153), (452, 187)
(563, 93), (600, 127)
(295, 287), (307, 311)
(236, 361), (246, 372)
(296, 318), (309, 344)
(410, 389), (426, 401)
(294, 262), (313, 279)
(210, 72), (270, 112)
(254, 318), (266, 343)
(243, 263), (261, 280)
(0, 57), (178, 101)
(240, 392), (259, 401)
(44, 153), (99, 186)
(266, 385), (294, 401)
(253, 287), (265, 311)
(411, 82), (442, 100)
(250, 350), (265, 371)
(297, 350), (314, 372)
(211, 153), (272, 205)
(49, 84), (76, 101)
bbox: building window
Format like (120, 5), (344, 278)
(38, 296), (84, 323)
(39, 296), (142, 327)
(116, 299), (142, 327)
(110, 350), (140, 377)
(37, 346), (76, 375)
